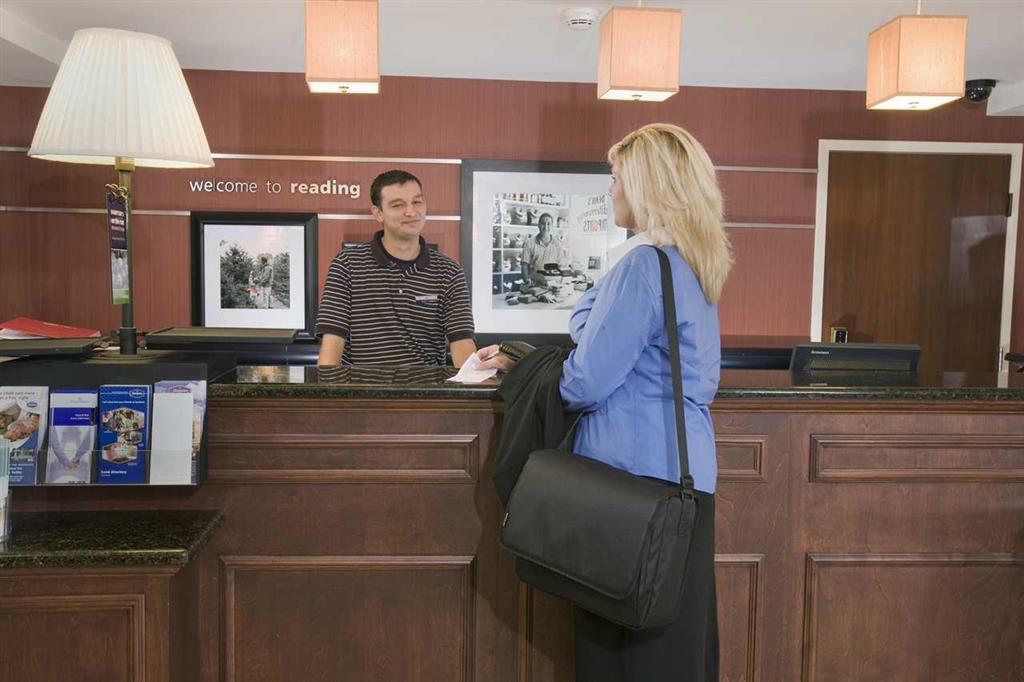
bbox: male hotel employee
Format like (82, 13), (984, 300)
(316, 170), (478, 366)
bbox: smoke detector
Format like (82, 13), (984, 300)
(562, 8), (602, 31)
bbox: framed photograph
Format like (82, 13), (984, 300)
(460, 160), (628, 342)
(191, 212), (318, 337)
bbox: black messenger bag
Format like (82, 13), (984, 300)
(500, 247), (698, 630)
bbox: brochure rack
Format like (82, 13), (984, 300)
(0, 350), (235, 487)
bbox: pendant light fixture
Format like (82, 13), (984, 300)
(305, 0), (380, 94)
(866, 0), (967, 110)
(597, 1), (682, 102)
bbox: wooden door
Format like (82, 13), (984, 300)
(823, 152), (1011, 375)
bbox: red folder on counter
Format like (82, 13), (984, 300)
(0, 316), (101, 339)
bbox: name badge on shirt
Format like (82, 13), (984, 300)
(414, 294), (438, 303)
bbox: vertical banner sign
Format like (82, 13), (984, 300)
(106, 185), (130, 305)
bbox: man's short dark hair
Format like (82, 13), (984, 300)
(370, 170), (422, 208)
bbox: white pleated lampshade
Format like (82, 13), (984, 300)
(29, 27), (213, 168)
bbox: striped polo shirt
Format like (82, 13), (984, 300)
(315, 231), (475, 365)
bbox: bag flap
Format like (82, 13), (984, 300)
(501, 449), (680, 599)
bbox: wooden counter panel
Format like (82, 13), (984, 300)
(222, 556), (473, 682)
(803, 555), (1024, 682)
(207, 401), (491, 483)
(715, 556), (763, 682)
(0, 566), (195, 682)
(198, 397), (509, 682)
(0, 594), (139, 682)
(716, 435), (767, 481)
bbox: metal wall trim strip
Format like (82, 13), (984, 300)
(717, 165), (817, 174)
(0, 147), (460, 165)
(212, 153), (462, 165)
(1, 147), (817, 173)
(318, 213), (460, 222)
(0, 205), (462, 222)
(2, 206), (807, 228)
(724, 222), (815, 230)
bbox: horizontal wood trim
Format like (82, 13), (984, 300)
(208, 468), (474, 484)
(810, 433), (1024, 482)
(208, 397), (500, 412)
(0, 591), (146, 612)
(221, 554), (476, 570)
(806, 552), (1024, 566)
(210, 396), (1024, 415)
(713, 400), (1024, 414)
(0, 566), (180, 579)
(208, 433), (479, 484)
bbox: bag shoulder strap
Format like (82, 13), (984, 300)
(649, 246), (695, 496)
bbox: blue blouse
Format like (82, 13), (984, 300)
(559, 244), (721, 493)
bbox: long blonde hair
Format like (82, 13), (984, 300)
(608, 123), (733, 304)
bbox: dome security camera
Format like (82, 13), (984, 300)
(965, 79), (998, 102)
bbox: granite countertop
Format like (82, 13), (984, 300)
(211, 365), (500, 399)
(0, 509), (224, 569)
(208, 365), (1024, 402)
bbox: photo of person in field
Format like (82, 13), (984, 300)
(219, 237), (291, 310)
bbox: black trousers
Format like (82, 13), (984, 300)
(573, 492), (719, 682)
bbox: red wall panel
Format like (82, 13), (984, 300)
(2, 72), (1022, 346)
(719, 228), (815, 337)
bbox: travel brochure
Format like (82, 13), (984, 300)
(0, 387), (48, 485)
(0, 381), (206, 486)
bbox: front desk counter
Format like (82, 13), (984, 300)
(12, 366), (1024, 682)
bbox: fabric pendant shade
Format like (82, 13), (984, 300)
(866, 14), (968, 110)
(28, 27), (213, 168)
(597, 6), (681, 102)
(306, 0), (380, 94)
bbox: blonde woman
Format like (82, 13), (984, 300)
(477, 124), (731, 679)
(562, 123), (730, 681)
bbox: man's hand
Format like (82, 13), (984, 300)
(475, 344), (517, 372)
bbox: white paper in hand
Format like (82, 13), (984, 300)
(447, 351), (498, 384)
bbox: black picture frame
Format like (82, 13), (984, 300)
(190, 211), (318, 339)
(459, 159), (618, 347)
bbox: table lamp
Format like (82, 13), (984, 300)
(28, 27), (214, 354)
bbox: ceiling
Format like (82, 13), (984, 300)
(1, 0), (1022, 104)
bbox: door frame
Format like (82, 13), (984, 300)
(812, 139), (1023, 370)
